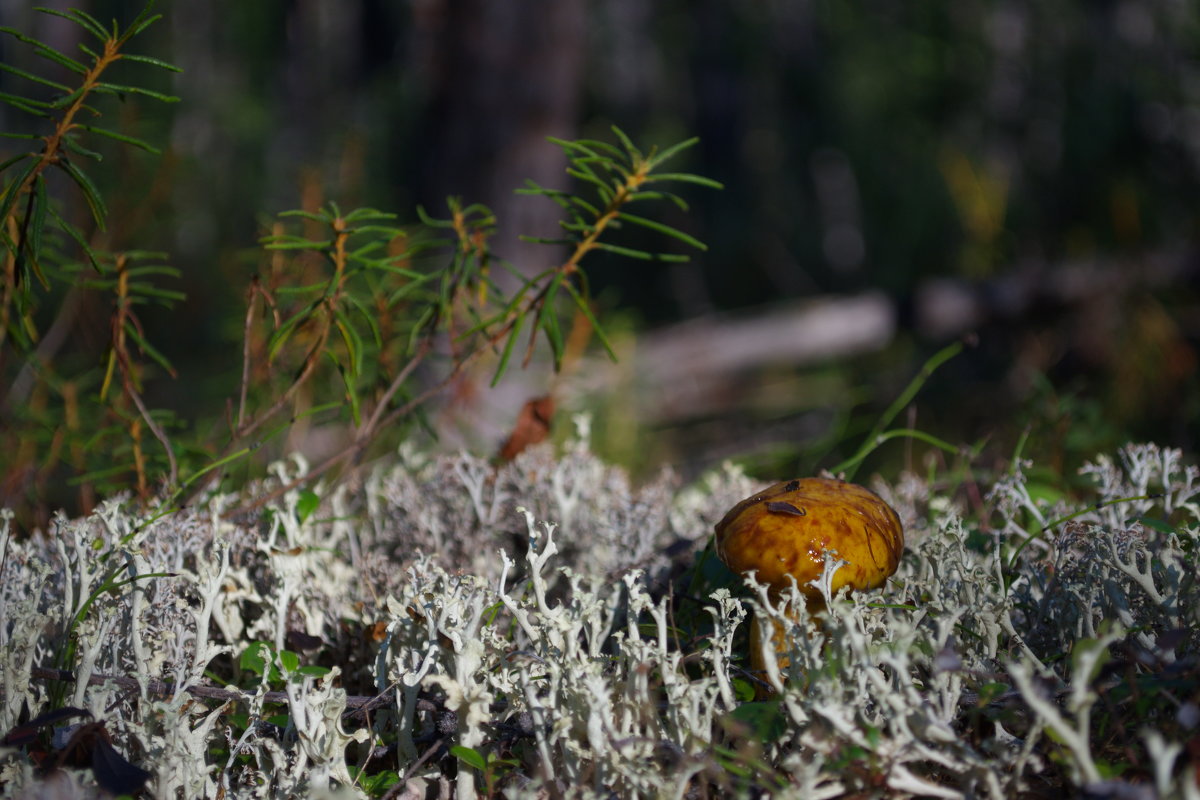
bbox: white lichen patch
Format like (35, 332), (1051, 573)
(1, 439), (1198, 798)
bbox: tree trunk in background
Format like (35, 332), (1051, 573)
(412, 0), (586, 284)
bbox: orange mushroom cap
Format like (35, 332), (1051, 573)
(714, 477), (904, 599)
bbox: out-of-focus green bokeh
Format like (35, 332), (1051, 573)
(2, 0), (1197, 488)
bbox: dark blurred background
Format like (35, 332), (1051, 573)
(3, 0), (1198, 486)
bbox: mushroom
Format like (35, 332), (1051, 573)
(714, 477), (904, 680)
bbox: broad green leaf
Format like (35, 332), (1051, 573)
(725, 701), (787, 741)
(296, 489), (320, 523)
(297, 665), (331, 678)
(239, 642), (274, 676)
(1127, 515), (1174, 534)
(450, 745), (486, 772)
(277, 649), (300, 675)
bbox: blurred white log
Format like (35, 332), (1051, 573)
(566, 292), (896, 423)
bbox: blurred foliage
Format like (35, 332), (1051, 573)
(0, 3), (719, 529)
(1, 0), (1197, 519)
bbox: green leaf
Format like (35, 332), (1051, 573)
(277, 649), (300, 675)
(23, 177), (49, 283)
(0, 159), (38, 229)
(0, 151), (32, 174)
(386, 271), (439, 306)
(539, 274), (566, 367)
(93, 82), (180, 103)
(547, 136), (602, 158)
(592, 241), (688, 262)
(643, 172), (725, 189)
(123, 321), (177, 376)
(567, 138), (625, 159)
(0, 91), (52, 118)
(567, 194), (601, 217)
(566, 167), (616, 203)
(344, 294), (383, 348)
(646, 136), (700, 168)
(725, 701), (787, 742)
(450, 745), (486, 772)
(1131, 515), (1175, 535)
(332, 352), (363, 427)
(78, 124), (162, 154)
(45, 85), (87, 110)
(297, 665), (331, 678)
(60, 134), (104, 162)
(333, 310), (364, 377)
(0, 28), (87, 73)
(491, 311), (525, 387)
(262, 238), (333, 252)
(267, 301), (320, 361)
(296, 489), (320, 523)
(277, 209), (330, 223)
(732, 678), (757, 703)
(610, 125), (641, 161)
(563, 281), (616, 362)
(518, 236), (575, 246)
(0, 61), (70, 92)
(55, 158), (107, 228)
(415, 204), (455, 229)
(616, 211), (707, 250)
(34, 44), (88, 74)
(239, 642), (274, 676)
(46, 201), (101, 271)
(126, 11), (165, 40)
(121, 53), (182, 72)
(406, 304), (436, 354)
(35, 7), (107, 40)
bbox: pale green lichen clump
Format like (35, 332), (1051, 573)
(1, 424), (1198, 798)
